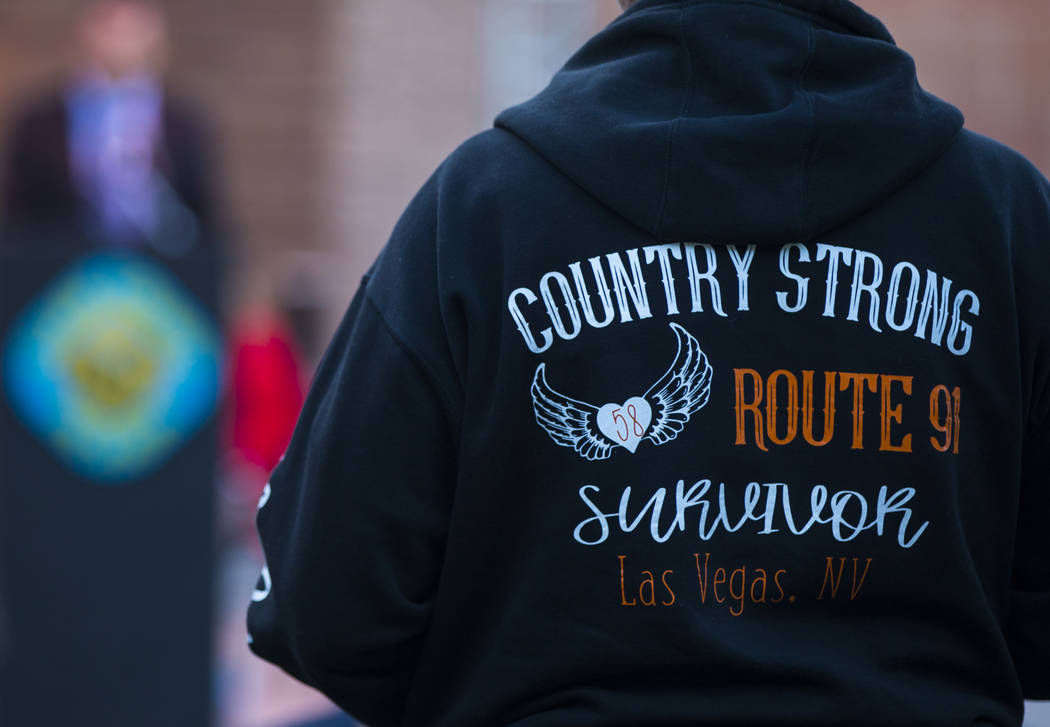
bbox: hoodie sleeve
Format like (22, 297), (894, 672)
(1008, 411), (1050, 699)
(1005, 172), (1050, 700)
(246, 175), (460, 726)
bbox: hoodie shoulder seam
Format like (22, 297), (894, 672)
(798, 19), (817, 240)
(361, 285), (462, 430)
(653, 5), (696, 238)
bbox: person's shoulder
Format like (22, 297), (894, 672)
(948, 128), (1050, 199)
(943, 130), (1050, 273)
(443, 127), (541, 171)
(435, 127), (557, 198)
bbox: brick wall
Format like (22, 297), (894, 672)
(320, 0), (618, 338)
(869, 0), (1050, 173)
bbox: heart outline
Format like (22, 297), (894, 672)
(596, 398), (653, 453)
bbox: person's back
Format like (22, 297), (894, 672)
(247, 1), (1050, 724)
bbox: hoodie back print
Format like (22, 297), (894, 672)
(248, 1), (1050, 725)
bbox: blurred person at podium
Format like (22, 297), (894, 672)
(0, 0), (220, 256)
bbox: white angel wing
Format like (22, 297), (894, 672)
(531, 364), (616, 461)
(644, 323), (713, 445)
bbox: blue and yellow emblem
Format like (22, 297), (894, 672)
(3, 254), (222, 483)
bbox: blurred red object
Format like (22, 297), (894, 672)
(228, 307), (305, 493)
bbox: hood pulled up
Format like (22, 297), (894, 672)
(495, 0), (964, 245)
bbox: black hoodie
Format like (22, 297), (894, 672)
(247, 1), (1050, 724)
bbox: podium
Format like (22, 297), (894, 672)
(0, 240), (222, 727)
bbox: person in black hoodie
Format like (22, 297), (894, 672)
(247, 1), (1050, 724)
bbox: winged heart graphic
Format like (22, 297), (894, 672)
(530, 323), (713, 460)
